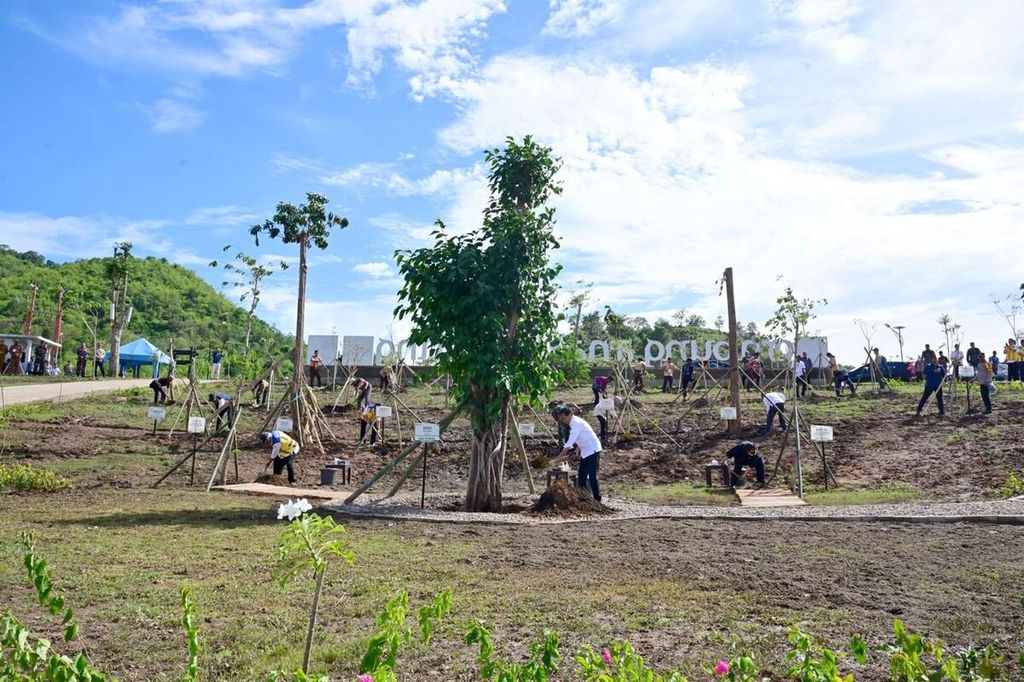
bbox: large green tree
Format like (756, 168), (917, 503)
(251, 192), (348, 449)
(395, 136), (563, 512)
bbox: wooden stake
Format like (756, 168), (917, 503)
(724, 267), (741, 434)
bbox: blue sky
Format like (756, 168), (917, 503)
(3, 0), (1024, 363)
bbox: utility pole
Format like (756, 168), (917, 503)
(21, 282), (39, 335)
(724, 267), (741, 434)
(885, 323), (905, 362)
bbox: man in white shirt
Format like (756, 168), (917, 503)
(551, 404), (604, 502)
(761, 391), (788, 433)
(950, 343), (964, 380)
(793, 358), (808, 397)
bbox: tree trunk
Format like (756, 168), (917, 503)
(293, 236), (308, 446)
(464, 398), (509, 512)
(110, 322), (123, 377)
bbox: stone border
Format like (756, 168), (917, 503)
(323, 495), (1024, 527)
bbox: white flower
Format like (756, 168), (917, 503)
(277, 498), (313, 521)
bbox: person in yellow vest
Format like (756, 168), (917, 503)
(260, 430), (299, 484)
(1005, 338), (1021, 383)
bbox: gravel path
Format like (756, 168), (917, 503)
(324, 493), (1024, 526)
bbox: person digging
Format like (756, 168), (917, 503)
(725, 440), (765, 488)
(260, 430), (299, 484)
(250, 378), (269, 407)
(549, 404), (603, 502)
(149, 375), (175, 404)
(209, 392), (233, 432)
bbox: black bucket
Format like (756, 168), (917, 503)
(320, 467), (337, 486)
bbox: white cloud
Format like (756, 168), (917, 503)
(353, 261), (393, 278)
(145, 97), (204, 133)
(543, 0), (627, 38)
(185, 206), (258, 226)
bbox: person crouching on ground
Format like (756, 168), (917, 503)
(150, 375), (175, 404)
(260, 430), (299, 484)
(833, 367), (856, 397)
(251, 378), (269, 407)
(915, 359), (946, 417)
(761, 391), (787, 433)
(353, 377), (372, 409)
(550, 404), (603, 502)
(209, 393), (233, 431)
(726, 440), (765, 488)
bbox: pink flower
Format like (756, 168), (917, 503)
(715, 660), (730, 676)
(602, 648), (613, 665)
(357, 675), (372, 682)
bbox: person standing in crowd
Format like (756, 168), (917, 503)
(793, 356), (808, 397)
(260, 430), (299, 484)
(825, 352), (838, 384)
(761, 391), (788, 433)
(631, 359), (646, 393)
(75, 342), (89, 378)
(915, 359), (946, 417)
(93, 344), (106, 378)
(726, 440), (765, 488)
(989, 350), (1000, 377)
(950, 343), (964, 379)
(308, 350), (324, 387)
(921, 344), (937, 365)
(6, 341), (23, 375)
(937, 351), (949, 373)
(32, 343), (46, 375)
(353, 376), (372, 409)
(872, 347), (887, 388)
(660, 356), (677, 392)
(211, 349), (223, 380)
(740, 352), (751, 390)
(1006, 338), (1021, 383)
(0, 339), (8, 374)
(965, 342), (982, 370)
(976, 356), (994, 415)
(680, 358), (695, 398)
(913, 355), (924, 381)
(550, 404), (603, 502)
(591, 374), (609, 406)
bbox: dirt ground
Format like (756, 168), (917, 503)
(2, 384), (1024, 679)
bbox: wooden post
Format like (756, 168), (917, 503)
(420, 442), (429, 509)
(724, 267), (741, 434)
(292, 235), (308, 448)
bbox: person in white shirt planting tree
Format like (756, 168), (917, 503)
(550, 404), (604, 502)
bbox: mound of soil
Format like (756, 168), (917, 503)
(531, 480), (612, 516)
(254, 474), (291, 486)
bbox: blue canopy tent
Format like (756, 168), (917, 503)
(106, 338), (171, 378)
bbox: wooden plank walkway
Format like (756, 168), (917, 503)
(734, 488), (807, 507)
(213, 482), (350, 500)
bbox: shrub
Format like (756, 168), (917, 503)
(0, 463), (72, 492)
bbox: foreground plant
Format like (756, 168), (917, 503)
(0, 462), (72, 492)
(273, 505), (354, 676)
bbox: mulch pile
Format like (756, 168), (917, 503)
(253, 473), (291, 486)
(530, 480), (612, 517)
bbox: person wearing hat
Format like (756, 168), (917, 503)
(726, 440), (765, 487)
(260, 430), (299, 484)
(549, 404), (603, 502)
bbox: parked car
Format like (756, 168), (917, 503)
(847, 361), (914, 383)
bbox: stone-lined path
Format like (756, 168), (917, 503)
(323, 493), (1024, 526)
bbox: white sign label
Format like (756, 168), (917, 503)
(414, 422), (440, 442)
(275, 417), (294, 432)
(147, 407), (167, 421)
(959, 365), (976, 378)
(517, 422), (535, 436)
(810, 425), (834, 442)
(719, 407), (737, 420)
(375, 405), (393, 418)
(187, 416), (206, 434)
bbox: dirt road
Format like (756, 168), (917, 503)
(0, 378), (154, 407)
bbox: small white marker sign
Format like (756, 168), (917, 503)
(719, 406), (737, 420)
(376, 405), (393, 418)
(275, 417), (294, 432)
(960, 365), (976, 378)
(517, 422), (535, 436)
(147, 407), (167, 421)
(414, 422), (440, 442)
(187, 416), (207, 434)
(810, 425), (834, 442)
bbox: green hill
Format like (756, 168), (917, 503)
(0, 245), (292, 366)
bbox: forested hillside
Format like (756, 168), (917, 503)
(0, 245), (291, 362)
